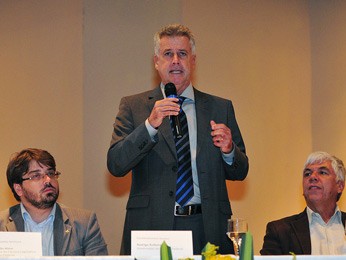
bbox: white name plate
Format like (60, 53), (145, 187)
(0, 232), (42, 257)
(131, 230), (193, 259)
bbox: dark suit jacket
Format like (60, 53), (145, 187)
(107, 86), (249, 255)
(260, 209), (346, 255)
(0, 203), (108, 256)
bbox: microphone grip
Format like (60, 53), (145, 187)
(172, 115), (183, 139)
(167, 93), (183, 139)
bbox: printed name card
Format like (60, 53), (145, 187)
(131, 230), (193, 259)
(0, 232), (42, 257)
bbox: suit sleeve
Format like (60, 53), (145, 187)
(83, 212), (108, 255)
(223, 100), (249, 180)
(107, 96), (157, 176)
(260, 221), (285, 255)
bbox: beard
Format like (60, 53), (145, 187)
(22, 183), (59, 209)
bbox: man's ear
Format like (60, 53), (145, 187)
(192, 54), (196, 66)
(154, 55), (159, 70)
(13, 183), (23, 197)
(337, 180), (345, 193)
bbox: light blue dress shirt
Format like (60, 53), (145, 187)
(21, 203), (56, 256)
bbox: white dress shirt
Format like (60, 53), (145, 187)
(307, 206), (346, 255)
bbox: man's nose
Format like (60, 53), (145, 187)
(42, 173), (53, 182)
(172, 53), (180, 64)
(309, 171), (318, 182)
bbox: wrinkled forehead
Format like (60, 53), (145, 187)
(158, 35), (194, 54)
(304, 160), (333, 172)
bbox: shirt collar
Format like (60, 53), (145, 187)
(306, 205), (341, 224)
(160, 83), (195, 102)
(21, 202), (57, 224)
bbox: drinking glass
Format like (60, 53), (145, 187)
(226, 218), (248, 256)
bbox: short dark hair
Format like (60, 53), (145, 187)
(7, 148), (56, 201)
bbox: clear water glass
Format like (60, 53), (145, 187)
(226, 218), (248, 256)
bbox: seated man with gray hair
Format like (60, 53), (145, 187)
(261, 151), (346, 255)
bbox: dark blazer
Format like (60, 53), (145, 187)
(0, 203), (108, 256)
(107, 86), (249, 255)
(260, 209), (346, 255)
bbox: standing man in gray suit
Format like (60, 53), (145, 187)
(107, 24), (249, 255)
(0, 148), (108, 256)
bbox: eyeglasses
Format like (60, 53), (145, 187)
(22, 171), (61, 182)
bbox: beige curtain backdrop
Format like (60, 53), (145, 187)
(1, 0), (345, 255)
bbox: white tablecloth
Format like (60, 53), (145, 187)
(1, 255), (345, 260)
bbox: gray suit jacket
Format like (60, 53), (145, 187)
(107, 86), (249, 255)
(260, 209), (346, 255)
(0, 203), (108, 256)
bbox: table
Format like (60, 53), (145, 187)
(0, 256), (345, 260)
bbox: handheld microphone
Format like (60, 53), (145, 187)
(164, 83), (183, 139)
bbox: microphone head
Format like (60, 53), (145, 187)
(164, 82), (177, 97)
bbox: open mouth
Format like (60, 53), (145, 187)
(308, 185), (321, 190)
(170, 70), (183, 74)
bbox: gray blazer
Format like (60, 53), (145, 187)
(0, 203), (108, 256)
(107, 86), (249, 255)
(260, 209), (346, 255)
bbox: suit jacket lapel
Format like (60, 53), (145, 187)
(342, 212), (346, 227)
(7, 205), (24, 231)
(194, 88), (210, 157)
(291, 209), (346, 254)
(291, 210), (311, 254)
(5, 220), (18, 231)
(54, 204), (72, 256)
(149, 86), (177, 158)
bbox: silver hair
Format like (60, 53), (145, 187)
(154, 24), (196, 56)
(304, 151), (346, 182)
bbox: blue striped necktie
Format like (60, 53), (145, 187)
(171, 97), (194, 206)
